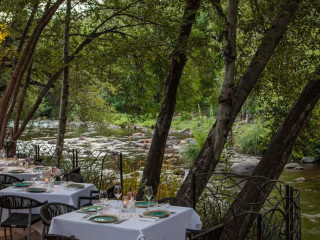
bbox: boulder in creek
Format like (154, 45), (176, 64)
(301, 157), (315, 164)
(178, 127), (190, 134)
(230, 159), (259, 176)
(284, 163), (301, 169)
(295, 177), (306, 181)
(47, 139), (56, 145)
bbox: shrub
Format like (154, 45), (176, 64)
(235, 124), (269, 156)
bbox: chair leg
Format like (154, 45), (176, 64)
(9, 227), (12, 240)
(41, 225), (46, 240)
(28, 223), (31, 240)
(4, 227), (7, 240)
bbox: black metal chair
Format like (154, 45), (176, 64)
(0, 183), (7, 190)
(40, 202), (77, 238)
(186, 224), (224, 240)
(157, 197), (192, 207)
(64, 173), (85, 183)
(78, 186), (115, 208)
(0, 195), (47, 240)
(0, 174), (23, 187)
(44, 234), (77, 240)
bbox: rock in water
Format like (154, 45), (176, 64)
(230, 159), (259, 176)
(301, 157), (315, 164)
(295, 177), (306, 181)
(284, 163), (301, 169)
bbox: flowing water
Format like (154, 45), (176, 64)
(17, 121), (320, 239)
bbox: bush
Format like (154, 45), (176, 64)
(235, 124), (269, 156)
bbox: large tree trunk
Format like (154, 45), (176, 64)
(13, 62), (32, 137)
(0, 0), (65, 149)
(177, 0), (301, 205)
(56, 0), (71, 166)
(137, 0), (201, 199)
(221, 70), (320, 240)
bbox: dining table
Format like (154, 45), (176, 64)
(0, 166), (50, 181)
(49, 200), (202, 240)
(0, 181), (97, 233)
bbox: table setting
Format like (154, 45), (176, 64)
(49, 185), (202, 240)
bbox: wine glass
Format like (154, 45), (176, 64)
(144, 186), (153, 211)
(114, 185), (122, 210)
(58, 169), (64, 182)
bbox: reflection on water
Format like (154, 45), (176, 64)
(280, 164), (320, 240)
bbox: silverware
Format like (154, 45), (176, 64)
(114, 218), (129, 224)
(138, 214), (158, 220)
(83, 214), (94, 219)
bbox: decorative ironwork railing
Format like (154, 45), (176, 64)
(191, 172), (301, 240)
(4, 140), (123, 191)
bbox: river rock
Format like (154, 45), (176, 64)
(110, 140), (123, 145)
(301, 157), (315, 164)
(132, 132), (144, 137)
(178, 128), (190, 134)
(79, 135), (86, 140)
(284, 163), (301, 169)
(230, 159), (259, 176)
(48, 139), (56, 145)
(295, 177), (306, 181)
(180, 140), (186, 145)
(294, 166), (304, 170)
(138, 138), (152, 144)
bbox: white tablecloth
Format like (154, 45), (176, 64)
(0, 182), (97, 208)
(0, 183), (97, 234)
(49, 201), (202, 240)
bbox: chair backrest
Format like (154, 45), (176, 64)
(0, 183), (7, 190)
(0, 195), (47, 209)
(70, 167), (80, 174)
(0, 174), (23, 184)
(158, 197), (192, 208)
(189, 224), (224, 240)
(64, 173), (85, 183)
(44, 234), (77, 240)
(41, 202), (77, 226)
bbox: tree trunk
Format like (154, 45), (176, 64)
(56, 0), (71, 166)
(221, 69), (320, 240)
(0, 0), (65, 149)
(13, 62), (32, 137)
(176, 0), (301, 205)
(137, 0), (201, 199)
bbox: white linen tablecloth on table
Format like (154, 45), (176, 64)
(49, 200), (202, 240)
(0, 182), (97, 208)
(0, 183), (97, 234)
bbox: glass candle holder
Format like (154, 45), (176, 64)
(122, 196), (128, 210)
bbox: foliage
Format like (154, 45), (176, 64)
(235, 123), (269, 156)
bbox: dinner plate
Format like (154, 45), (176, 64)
(26, 187), (47, 193)
(53, 181), (65, 185)
(34, 167), (48, 171)
(136, 201), (155, 208)
(8, 169), (25, 173)
(81, 205), (103, 212)
(65, 183), (85, 189)
(143, 209), (170, 218)
(12, 182), (32, 188)
(89, 214), (119, 223)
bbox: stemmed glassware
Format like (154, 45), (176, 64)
(58, 169), (64, 182)
(114, 185), (122, 211)
(144, 186), (153, 211)
(0, 150), (6, 162)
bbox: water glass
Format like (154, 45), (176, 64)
(144, 186), (153, 211)
(114, 185), (122, 214)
